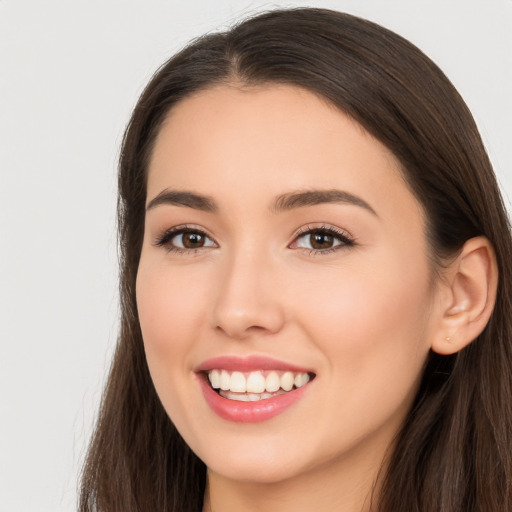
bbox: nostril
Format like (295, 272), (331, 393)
(214, 321), (277, 340)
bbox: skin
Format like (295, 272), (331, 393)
(136, 84), (450, 512)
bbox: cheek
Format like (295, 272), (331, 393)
(135, 260), (212, 412)
(137, 262), (205, 351)
(135, 260), (215, 435)
(294, 255), (433, 402)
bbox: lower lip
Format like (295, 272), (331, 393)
(198, 375), (311, 423)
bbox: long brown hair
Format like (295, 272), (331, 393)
(79, 8), (512, 511)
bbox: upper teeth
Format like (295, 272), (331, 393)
(208, 370), (310, 394)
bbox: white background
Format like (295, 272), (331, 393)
(0, 1), (510, 511)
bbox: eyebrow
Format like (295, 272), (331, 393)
(146, 188), (377, 216)
(146, 189), (218, 212)
(271, 189), (377, 216)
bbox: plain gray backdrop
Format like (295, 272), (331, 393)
(1, 1), (511, 510)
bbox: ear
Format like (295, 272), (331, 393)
(431, 236), (498, 355)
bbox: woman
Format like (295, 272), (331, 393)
(80, 7), (512, 512)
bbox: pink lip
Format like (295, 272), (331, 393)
(198, 376), (311, 423)
(196, 355), (313, 373)
(195, 356), (315, 423)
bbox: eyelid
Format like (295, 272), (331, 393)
(289, 224), (355, 253)
(153, 224), (218, 253)
(153, 222), (354, 255)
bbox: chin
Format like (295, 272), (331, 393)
(193, 432), (323, 485)
(207, 455), (307, 485)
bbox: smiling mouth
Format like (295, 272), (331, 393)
(206, 369), (315, 402)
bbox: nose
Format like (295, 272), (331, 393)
(211, 249), (286, 340)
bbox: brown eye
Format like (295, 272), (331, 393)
(291, 226), (353, 253)
(156, 228), (216, 252)
(309, 231), (334, 249)
(181, 231), (206, 248)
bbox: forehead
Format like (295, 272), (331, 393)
(147, 84), (423, 228)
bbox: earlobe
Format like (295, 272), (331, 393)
(431, 236), (498, 355)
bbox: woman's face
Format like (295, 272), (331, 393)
(137, 84), (443, 485)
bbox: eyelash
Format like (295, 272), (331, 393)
(291, 224), (355, 255)
(154, 224), (355, 255)
(154, 225), (217, 255)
